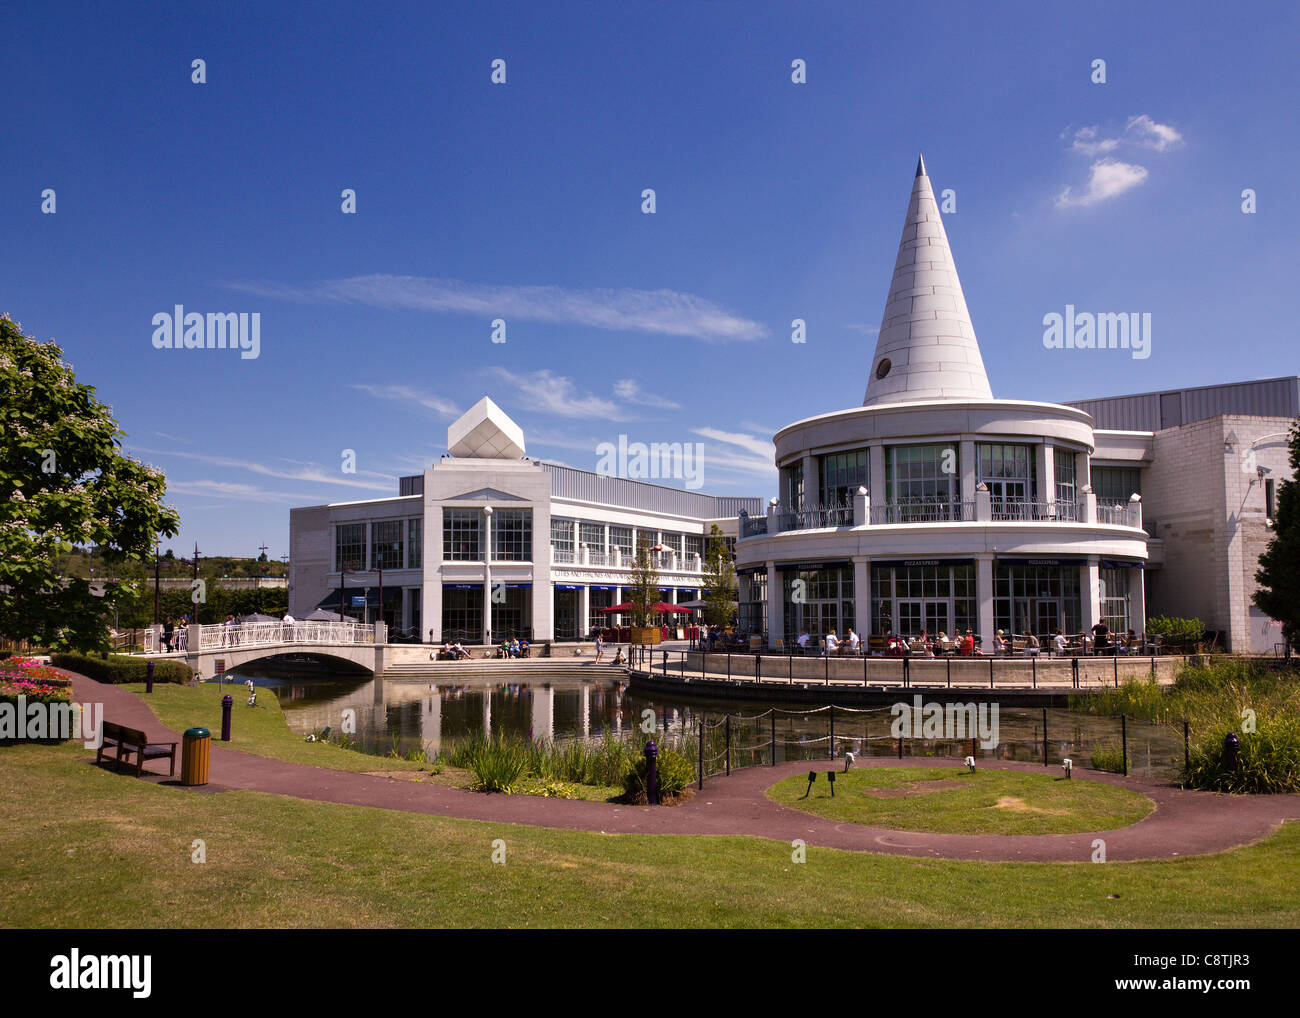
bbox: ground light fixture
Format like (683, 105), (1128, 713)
(844, 750), (855, 772)
(1063, 758), (1073, 779)
(801, 771), (817, 798)
(963, 756), (976, 772)
(826, 770), (836, 796)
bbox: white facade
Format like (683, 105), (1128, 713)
(289, 398), (759, 643)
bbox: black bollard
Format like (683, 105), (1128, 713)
(1223, 732), (1240, 773)
(221, 694), (233, 742)
(644, 740), (659, 805)
(145, 660), (155, 694)
(827, 770), (836, 797)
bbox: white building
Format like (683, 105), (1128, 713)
(733, 157), (1297, 653)
(289, 397), (760, 643)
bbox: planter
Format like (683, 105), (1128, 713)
(630, 627), (662, 646)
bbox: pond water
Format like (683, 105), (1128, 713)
(218, 660), (1185, 780)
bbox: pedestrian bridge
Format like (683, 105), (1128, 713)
(141, 620), (390, 677)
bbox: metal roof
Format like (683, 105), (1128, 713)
(1067, 376), (1299, 431)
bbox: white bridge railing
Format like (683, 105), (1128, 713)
(143, 621), (375, 654)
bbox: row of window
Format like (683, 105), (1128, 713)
(550, 518), (707, 561)
(335, 519), (422, 572)
(779, 444), (1143, 511)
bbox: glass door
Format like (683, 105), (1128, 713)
(897, 600), (923, 637)
(924, 601), (949, 638)
(1034, 599), (1060, 639)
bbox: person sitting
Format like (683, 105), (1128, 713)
(824, 630), (840, 655)
(442, 640), (456, 660)
(796, 629), (811, 654)
(936, 630), (951, 655)
(519, 639), (531, 658)
(453, 641), (470, 660)
(994, 629), (1010, 655)
(846, 628), (860, 653)
(612, 646), (626, 666)
(1024, 630), (1040, 656)
(886, 632), (906, 657)
(1051, 629), (1068, 656)
(959, 630), (976, 656)
(909, 629), (928, 656)
(1124, 628), (1138, 654)
(510, 637), (521, 658)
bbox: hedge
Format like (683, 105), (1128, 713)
(49, 653), (192, 685)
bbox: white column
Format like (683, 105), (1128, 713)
(853, 486), (869, 527)
(853, 555), (871, 637)
(614, 585), (623, 627)
(482, 507), (493, 644)
(1131, 566), (1147, 639)
(766, 560), (781, 649)
(1039, 443), (1055, 505)
(580, 584), (590, 639)
(869, 444), (886, 507)
(959, 439), (977, 503)
(976, 554), (995, 650)
(1081, 558), (1101, 634)
(801, 453), (817, 509)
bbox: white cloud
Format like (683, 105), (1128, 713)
(692, 427), (774, 461)
(1127, 114), (1183, 152)
(844, 323), (880, 336)
(349, 383), (461, 418)
(1056, 159), (1149, 208)
(614, 378), (681, 410)
(166, 480), (320, 504)
(487, 368), (624, 420)
(129, 446), (395, 491)
(230, 274), (767, 342)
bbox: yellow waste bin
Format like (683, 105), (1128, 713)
(181, 727), (211, 786)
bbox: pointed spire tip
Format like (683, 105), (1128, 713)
(915, 153), (927, 178)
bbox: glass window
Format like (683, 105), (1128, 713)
(609, 526), (633, 556)
(660, 532), (683, 555)
(371, 519), (404, 571)
(441, 587), (482, 642)
(579, 522), (605, 553)
(1092, 466), (1141, 502)
(1099, 567), (1131, 634)
(978, 443), (1034, 510)
(886, 444), (959, 513)
(493, 509), (532, 561)
(819, 449), (868, 509)
(781, 462), (804, 511)
(685, 535), (703, 561)
(551, 518), (575, 562)
(407, 518), (422, 569)
(1054, 450), (1076, 505)
(442, 509), (482, 561)
(335, 523), (365, 572)
(636, 529), (658, 551)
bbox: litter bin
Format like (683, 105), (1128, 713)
(181, 727), (211, 787)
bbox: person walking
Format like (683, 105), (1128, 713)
(1091, 620), (1110, 655)
(162, 616), (174, 653)
(595, 632), (604, 662)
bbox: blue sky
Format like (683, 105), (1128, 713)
(3, 0), (1297, 556)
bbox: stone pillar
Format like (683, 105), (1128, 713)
(580, 543), (589, 565)
(975, 482), (992, 522)
(767, 497), (779, 534)
(1081, 558), (1101, 634)
(852, 555), (871, 637)
(801, 453), (817, 509)
(482, 507), (493, 645)
(1131, 566), (1147, 639)
(976, 554), (995, 650)
(959, 439), (976, 503)
(614, 585), (622, 627)
(580, 584), (590, 639)
(869, 445), (886, 511)
(1039, 443), (1055, 505)
(766, 560), (782, 649)
(853, 486), (869, 527)
(1130, 494), (1143, 531)
(1082, 487), (1097, 525)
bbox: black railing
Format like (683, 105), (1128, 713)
(870, 500), (976, 524)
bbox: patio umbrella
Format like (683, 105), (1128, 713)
(598, 601), (694, 614)
(304, 608), (345, 622)
(239, 612), (281, 624)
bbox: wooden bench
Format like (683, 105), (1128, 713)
(97, 721), (177, 777)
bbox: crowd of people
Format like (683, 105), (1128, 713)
(783, 621), (1145, 658)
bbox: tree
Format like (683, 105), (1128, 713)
(0, 315), (180, 650)
(1254, 417), (1300, 656)
(625, 533), (661, 628)
(701, 524), (737, 630)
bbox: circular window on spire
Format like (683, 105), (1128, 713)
(875, 358), (892, 380)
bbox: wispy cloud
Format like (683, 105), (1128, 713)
(1056, 159), (1149, 208)
(1126, 114), (1183, 152)
(128, 446), (395, 491)
(229, 274), (768, 342)
(165, 480), (321, 504)
(487, 368), (625, 420)
(614, 378), (681, 410)
(692, 426), (774, 461)
(349, 383), (461, 418)
(1065, 116), (1183, 157)
(844, 323), (880, 337)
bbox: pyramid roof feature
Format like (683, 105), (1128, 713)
(447, 397), (526, 459)
(862, 155), (994, 406)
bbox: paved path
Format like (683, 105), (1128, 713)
(65, 672), (1300, 863)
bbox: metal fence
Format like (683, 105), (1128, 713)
(631, 646), (1178, 691)
(687, 704), (1189, 786)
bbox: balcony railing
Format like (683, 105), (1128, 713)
(870, 500), (976, 525)
(991, 500), (1072, 522)
(775, 506), (854, 531)
(1096, 502), (1139, 527)
(740, 514), (768, 538)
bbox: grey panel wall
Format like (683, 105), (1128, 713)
(1069, 376), (1299, 431)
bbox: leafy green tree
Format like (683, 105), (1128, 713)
(626, 533), (661, 628)
(1254, 418), (1300, 656)
(0, 315), (180, 650)
(701, 524), (737, 630)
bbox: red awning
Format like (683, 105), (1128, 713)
(598, 601), (694, 614)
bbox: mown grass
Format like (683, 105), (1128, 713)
(767, 767), (1154, 835)
(121, 682), (424, 774)
(2, 741), (1298, 928)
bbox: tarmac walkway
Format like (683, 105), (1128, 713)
(65, 671), (1300, 863)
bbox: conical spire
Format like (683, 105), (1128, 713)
(862, 156), (993, 407)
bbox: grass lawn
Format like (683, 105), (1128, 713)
(121, 682), (426, 774)
(2, 740), (1299, 928)
(767, 767), (1154, 835)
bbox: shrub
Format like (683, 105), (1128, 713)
(49, 652), (191, 685)
(461, 734), (528, 793)
(1185, 717), (1300, 794)
(622, 744), (694, 800)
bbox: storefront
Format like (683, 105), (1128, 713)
(869, 559), (976, 638)
(993, 558), (1083, 637)
(779, 561), (854, 644)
